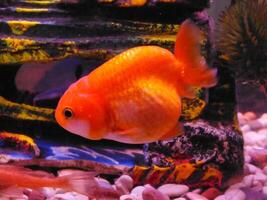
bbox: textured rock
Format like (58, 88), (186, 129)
(131, 186), (145, 200)
(24, 189), (46, 200)
(120, 194), (138, 200)
(142, 184), (169, 200)
(225, 189), (246, 200)
(201, 188), (222, 200)
(214, 195), (226, 200)
(157, 184), (189, 198)
(115, 175), (134, 195)
(185, 192), (208, 200)
(144, 120), (243, 187)
(50, 192), (88, 200)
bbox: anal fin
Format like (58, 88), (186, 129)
(160, 122), (184, 141)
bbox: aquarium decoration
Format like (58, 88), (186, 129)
(0, 0), (244, 197)
(217, 0), (267, 94)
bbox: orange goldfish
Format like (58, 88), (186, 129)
(55, 19), (217, 144)
(0, 165), (97, 196)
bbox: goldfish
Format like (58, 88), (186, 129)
(0, 165), (95, 197)
(55, 19), (217, 144)
(0, 165), (120, 199)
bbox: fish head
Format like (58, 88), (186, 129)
(55, 77), (106, 140)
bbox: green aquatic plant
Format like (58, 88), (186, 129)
(217, 0), (267, 93)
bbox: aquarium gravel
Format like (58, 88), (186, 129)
(1, 112), (265, 200)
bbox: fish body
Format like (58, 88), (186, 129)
(0, 165), (119, 198)
(55, 19), (217, 144)
(0, 165), (95, 196)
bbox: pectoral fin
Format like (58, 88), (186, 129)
(160, 122), (184, 141)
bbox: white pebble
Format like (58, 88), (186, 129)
(50, 192), (88, 200)
(241, 124), (250, 132)
(242, 175), (254, 187)
(57, 169), (87, 177)
(244, 154), (251, 163)
(131, 186), (145, 200)
(228, 182), (246, 190)
(263, 166), (267, 175)
(243, 131), (267, 147)
(260, 113), (267, 119)
(185, 192), (208, 200)
(258, 128), (267, 135)
(115, 175), (134, 195)
(263, 186), (267, 195)
(245, 163), (263, 174)
(258, 118), (267, 128)
(142, 184), (169, 200)
(157, 184), (189, 197)
(42, 187), (57, 198)
(243, 112), (256, 121)
(225, 189), (246, 200)
(120, 194), (138, 200)
(253, 173), (267, 183)
(191, 188), (202, 194)
(214, 195), (226, 200)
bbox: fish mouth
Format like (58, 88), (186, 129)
(64, 119), (91, 139)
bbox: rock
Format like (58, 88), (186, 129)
(249, 148), (267, 168)
(42, 188), (57, 198)
(243, 131), (267, 147)
(120, 194), (138, 200)
(185, 192), (208, 200)
(242, 175), (254, 187)
(142, 184), (169, 200)
(228, 182), (246, 190)
(225, 189), (246, 200)
(157, 184), (189, 198)
(253, 173), (267, 183)
(248, 119), (267, 131)
(131, 186), (145, 200)
(263, 186), (267, 195)
(263, 166), (267, 175)
(241, 125), (250, 132)
(201, 187), (222, 200)
(24, 189), (46, 200)
(50, 192), (88, 200)
(191, 188), (202, 194)
(241, 187), (267, 200)
(144, 121), (244, 187)
(261, 113), (267, 119)
(258, 128), (267, 135)
(94, 178), (120, 199)
(115, 175), (134, 195)
(245, 163), (262, 174)
(214, 195), (226, 200)
(244, 112), (257, 121)
(244, 154), (251, 163)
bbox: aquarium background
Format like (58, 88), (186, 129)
(2, 0), (266, 191)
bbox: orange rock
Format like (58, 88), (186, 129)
(201, 187), (222, 200)
(244, 112), (257, 121)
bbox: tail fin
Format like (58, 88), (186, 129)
(59, 171), (97, 196)
(174, 19), (217, 97)
(63, 171), (119, 199)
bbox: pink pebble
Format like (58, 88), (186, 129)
(142, 184), (170, 200)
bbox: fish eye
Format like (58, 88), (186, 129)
(63, 107), (73, 119)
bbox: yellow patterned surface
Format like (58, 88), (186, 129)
(16, 7), (49, 13)
(0, 96), (55, 122)
(0, 131), (40, 156)
(7, 20), (40, 35)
